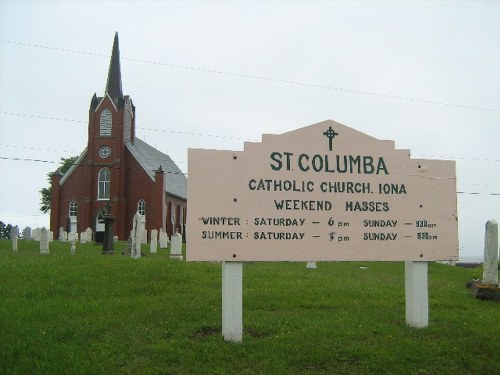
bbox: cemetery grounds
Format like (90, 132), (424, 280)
(0, 239), (499, 374)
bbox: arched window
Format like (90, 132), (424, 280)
(100, 109), (112, 136)
(69, 201), (78, 217)
(137, 199), (146, 216)
(97, 168), (110, 200)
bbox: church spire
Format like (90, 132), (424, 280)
(105, 32), (123, 105)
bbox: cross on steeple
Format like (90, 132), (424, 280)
(323, 126), (339, 151)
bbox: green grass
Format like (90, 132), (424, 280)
(0, 240), (498, 374)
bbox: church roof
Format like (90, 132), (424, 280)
(126, 138), (187, 200)
(104, 32), (123, 106)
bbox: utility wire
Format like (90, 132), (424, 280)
(2, 156), (500, 196)
(0, 156), (188, 176)
(1, 111), (499, 163)
(2, 39), (499, 113)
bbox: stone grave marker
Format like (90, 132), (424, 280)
(40, 228), (49, 254)
(80, 231), (87, 243)
(22, 227), (32, 240)
(85, 227), (93, 242)
(150, 229), (158, 254)
(68, 232), (78, 243)
(11, 226), (19, 252)
(131, 212), (142, 259)
(306, 261), (317, 269)
(32, 228), (40, 241)
(70, 241), (76, 255)
(483, 220), (499, 285)
(170, 232), (183, 260)
(466, 220), (500, 302)
(159, 229), (168, 248)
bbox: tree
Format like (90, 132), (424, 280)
(0, 221), (14, 239)
(39, 156), (79, 213)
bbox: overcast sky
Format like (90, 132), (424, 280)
(1, 0), (498, 259)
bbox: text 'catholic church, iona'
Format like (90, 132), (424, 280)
(50, 33), (187, 241)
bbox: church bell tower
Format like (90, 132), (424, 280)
(84, 32), (135, 240)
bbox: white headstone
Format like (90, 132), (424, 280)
(68, 232), (78, 242)
(49, 231), (53, 242)
(32, 228), (40, 241)
(40, 227), (49, 254)
(113, 236), (118, 243)
(306, 261), (317, 269)
(59, 227), (64, 241)
(150, 229), (158, 254)
(159, 229), (168, 248)
(482, 220), (499, 285)
(70, 241), (76, 255)
(131, 212), (142, 259)
(80, 231), (87, 243)
(170, 232), (183, 260)
(11, 226), (19, 252)
(22, 226), (32, 240)
(85, 227), (93, 242)
(141, 229), (147, 244)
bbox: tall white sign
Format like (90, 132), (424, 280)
(187, 120), (458, 262)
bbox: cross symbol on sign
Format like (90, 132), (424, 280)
(323, 126), (339, 151)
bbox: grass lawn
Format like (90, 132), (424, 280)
(0, 240), (499, 374)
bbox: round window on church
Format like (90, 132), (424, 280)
(99, 145), (111, 159)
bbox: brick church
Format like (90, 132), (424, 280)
(50, 33), (187, 241)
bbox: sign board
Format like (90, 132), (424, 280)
(187, 120), (458, 262)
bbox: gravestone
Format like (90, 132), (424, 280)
(483, 220), (499, 285)
(142, 229), (147, 244)
(467, 221), (499, 302)
(68, 232), (78, 243)
(131, 212), (142, 259)
(85, 227), (93, 242)
(159, 229), (168, 248)
(101, 203), (115, 255)
(113, 236), (118, 243)
(124, 236), (132, 255)
(40, 227), (49, 254)
(150, 229), (158, 254)
(59, 227), (64, 241)
(170, 232), (183, 260)
(80, 231), (87, 243)
(61, 231), (68, 242)
(11, 226), (19, 252)
(306, 261), (317, 269)
(22, 226), (32, 240)
(32, 228), (40, 241)
(49, 231), (54, 242)
(70, 241), (76, 255)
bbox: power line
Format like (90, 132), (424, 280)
(0, 111), (256, 141)
(2, 156), (500, 196)
(0, 156), (188, 176)
(2, 39), (499, 113)
(1, 111), (499, 163)
(0, 144), (78, 154)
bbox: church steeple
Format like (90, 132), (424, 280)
(105, 32), (123, 106)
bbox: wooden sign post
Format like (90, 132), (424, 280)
(187, 120), (458, 340)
